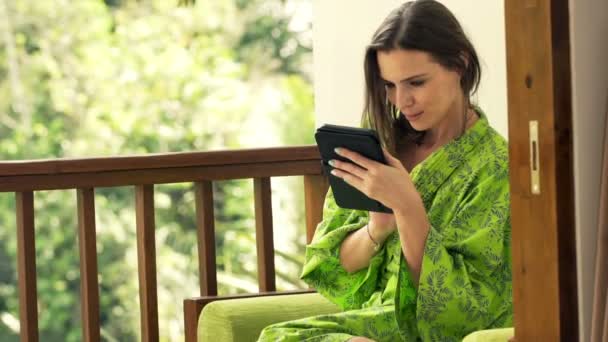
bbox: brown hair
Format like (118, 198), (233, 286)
(362, 0), (481, 153)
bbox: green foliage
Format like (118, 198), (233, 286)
(0, 0), (313, 340)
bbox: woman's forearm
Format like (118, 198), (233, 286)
(339, 223), (393, 273)
(394, 201), (431, 285)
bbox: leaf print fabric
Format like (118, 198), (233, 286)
(258, 109), (512, 341)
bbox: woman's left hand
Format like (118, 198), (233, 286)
(329, 147), (420, 212)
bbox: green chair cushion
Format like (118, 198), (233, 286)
(198, 292), (341, 342)
(198, 293), (512, 342)
(462, 327), (514, 342)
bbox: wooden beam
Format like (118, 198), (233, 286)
(505, 0), (578, 340)
(135, 185), (159, 342)
(303, 175), (328, 244)
(254, 178), (276, 292)
(16, 191), (38, 342)
(77, 188), (101, 342)
(194, 181), (217, 296)
(0, 146), (321, 177)
(0, 160), (322, 192)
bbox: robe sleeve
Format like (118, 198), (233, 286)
(300, 189), (388, 310)
(405, 167), (513, 340)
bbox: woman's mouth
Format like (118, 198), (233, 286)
(404, 111), (424, 122)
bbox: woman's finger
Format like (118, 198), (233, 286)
(329, 159), (367, 178)
(382, 148), (403, 168)
(330, 168), (365, 192)
(334, 148), (377, 170)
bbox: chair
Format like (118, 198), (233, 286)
(182, 147), (330, 341)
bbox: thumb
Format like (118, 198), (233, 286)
(382, 148), (402, 168)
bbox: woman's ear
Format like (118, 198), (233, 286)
(458, 51), (470, 75)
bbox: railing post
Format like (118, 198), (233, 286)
(16, 191), (39, 342)
(303, 175), (328, 244)
(77, 188), (100, 342)
(135, 185), (159, 342)
(254, 177), (275, 292)
(194, 181), (217, 296)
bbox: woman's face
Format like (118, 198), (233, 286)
(377, 49), (463, 132)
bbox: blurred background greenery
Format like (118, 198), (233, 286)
(0, 0), (314, 340)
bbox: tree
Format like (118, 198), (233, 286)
(0, 0), (314, 340)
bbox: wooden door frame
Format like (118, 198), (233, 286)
(505, 0), (579, 340)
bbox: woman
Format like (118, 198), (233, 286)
(259, 1), (512, 341)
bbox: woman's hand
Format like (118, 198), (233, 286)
(348, 337), (376, 342)
(329, 147), (419, 213)
(368, 211), (396, 238)
(331, 147), (431, 284)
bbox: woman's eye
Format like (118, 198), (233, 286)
(384, 83), (395, 89)
(410, 80), (425, 87)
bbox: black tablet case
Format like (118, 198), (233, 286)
(315, 124), (392, 213)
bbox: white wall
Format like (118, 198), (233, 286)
(570, 0), (608, 340)
(311, 0), (508, 138)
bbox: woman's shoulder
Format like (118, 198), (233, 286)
(469, 108), (509, 171)
(481, 126), (508, 164)
(459, 119), (509, 187)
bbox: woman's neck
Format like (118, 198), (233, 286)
(420, 100), (477, 150)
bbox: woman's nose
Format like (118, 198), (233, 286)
(396, 88), (414, 110)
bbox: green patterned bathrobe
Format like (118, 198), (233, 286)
(258, 113), (512, 341)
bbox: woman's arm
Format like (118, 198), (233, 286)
(339, 214), (395, 273)
(300, 190), (390, 310)
(330, 147), (430, 281)
(393, 198), (430, 285)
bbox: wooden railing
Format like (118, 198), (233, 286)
(0, 145), (328, 342)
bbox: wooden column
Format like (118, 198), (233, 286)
(77, 188), (100, 342)
(135, 185), (159, 342)
(303, 174), (328, 244)
(254, 178), (275, 292)
(16, 191), (38, 342)
(194, 181), (217, 296)
(505, 0), (578, 340)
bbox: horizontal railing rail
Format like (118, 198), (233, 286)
(0, 146), (324, 191)
(1, 145), (328, 342)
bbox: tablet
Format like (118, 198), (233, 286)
(315, 124), (392, 213)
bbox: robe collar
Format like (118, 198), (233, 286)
(410, 108), (493, 209)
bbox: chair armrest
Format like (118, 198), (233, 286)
(183, 290), (315, 342)
(462, 327), (514, 342)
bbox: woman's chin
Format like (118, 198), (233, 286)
(410, 123), (427, 133)
(403, 111), (426, 129)
(406, 118), (427, 131)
